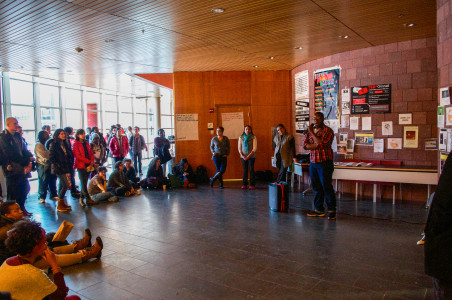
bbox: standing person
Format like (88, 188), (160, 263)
(129, 126), (148, 175)
(126, 126), (133, 142)
(425, 151), (452, 299)
(106, 125), (117, 167)
(85, 127), (91, 140)
(109, 127), (129, 164)
(42, 125), (52, 136)
(303, 112), (336, 220)
(48, 129), (73, 212)
(273, 123), (295, 184)
(238, 125), (257, 190)
(154, 129), (171, 175)
(210, 126), (230, 189)
(0, 118), (34, 215)
(16, 125), (29, 150)
(90, 133), (107, 167)
(64, 127), (81, 198)
(35, 130), (58, 204)
(72, 129), (97, 208)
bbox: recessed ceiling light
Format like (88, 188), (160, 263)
(211, 8), (225, 13)
(295, 47), (303, 50)
(267, 56), (275, 59)
(105, 39), (115, 43)
(47, 66), (60, 70)
(408, 23), (415, 27)
(253, 65), (259, 68)
(344, 35), (349, 39)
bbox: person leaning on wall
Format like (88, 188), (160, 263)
(210, 126), (230, 189)
(238, 125), (257, 190)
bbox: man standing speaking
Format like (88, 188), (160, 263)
(303, 112), (337, 220)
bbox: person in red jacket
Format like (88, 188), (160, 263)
(108, 128), (129, 165)
(72, 129), (96, 208)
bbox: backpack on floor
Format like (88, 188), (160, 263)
(195, 165), (209, 184)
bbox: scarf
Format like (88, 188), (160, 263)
(242, 133), (252, 153)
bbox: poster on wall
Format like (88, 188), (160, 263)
(439, 128), (448, 151)
(382, 121), (393, 136)
(175, 114), (199, 141)
(314, 67), (340, 120)
(403, 126), (419, 148)
(387, 138), (402, 150)
(440, 87), (451, 106)
(295, 100), (310, 134)
(341, 88), (351, 115)
(295, 70), (309, 100)
(438, 106), (445, 128)
(341, 115), (349, 128)
(446, 107), (452, 126)
(399, 113), (412, 124)
(221, 112), (244, 139)
(374, 139), (384, 153)
(425, 138), (438, 150)
(355, 132), (374, 146)
(351, 84), (391, 114)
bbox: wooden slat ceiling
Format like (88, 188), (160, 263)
(0, 0), (436, 89)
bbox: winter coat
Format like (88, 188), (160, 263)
(72, 140), (94, 170)
(109, 135), (129, 158)
(49, 140), (73, 175)
(0, 130), (33, 177)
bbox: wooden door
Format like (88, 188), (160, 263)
(216, 105), (251, 179)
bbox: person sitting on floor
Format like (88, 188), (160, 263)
(173, 158), (196, 188)
(0, 202), (103, 267)
(107, 161), (135, 196)
(88, 167), (118, 203)
(0, 219), (90, 300)
(142, 157), (170, 190)
(123, 158), (140, 189)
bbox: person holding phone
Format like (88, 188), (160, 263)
(303, 112), (336, 220)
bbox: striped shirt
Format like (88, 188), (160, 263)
(304, 125), (334, 163)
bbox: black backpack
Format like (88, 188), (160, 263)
(195, 165), (209, 184)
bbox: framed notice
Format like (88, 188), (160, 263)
(351, 84), (391, 114)
(425, 138), (438, 150)
(294, 70), (309, 100)
(403, 126), (418, 148)
(295, 100), (310, 134)
(355, 132), (374, 146)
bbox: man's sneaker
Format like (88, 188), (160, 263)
(249, 186), (256, 190)
(108, 196), (119, 202)
(39, 198), (45, 204)
(417, 234), (425, 245)
(50, 196), (59, 201)
(328, 211), (336, 220)
(306, 210), (326, 217)
(124, 191), (131, 196)
(241, 185), (247, 190)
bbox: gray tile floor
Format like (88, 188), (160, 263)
(25, 181), (433, 300)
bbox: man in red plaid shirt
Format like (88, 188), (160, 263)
(303, 112), (337, 220)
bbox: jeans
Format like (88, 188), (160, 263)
(213, 155), (227, 177)
(133, 152), (143, 174)
(69, 168), (78, 194)
(77, 169), (91, 200)
(241, 158), (255, 186)
(57, 174), (70, 199)
(6, 175), (30, 210)
(309, 160), (336, 212)
(91, 192), (113, 202)
(37, 164), (58, 199)
(276, 155), (287, 183)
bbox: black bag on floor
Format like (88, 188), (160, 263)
(195, 165), (209, 184)
(268, 182), (289, 212)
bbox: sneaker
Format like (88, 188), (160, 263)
(86, 198), (98, 206)
(50, 196), (59, 201)
(328, 211), (336, 220)
(124, 191), (131, 196)
(306, 210), (326, 217)
(249, 186), (256, 190)
(417, 234), (425, 245)
(241, 185), (247, 190)
(39, 198), (45, 204)
(79, 198), (86, 208)
(108, 196), (119, 202)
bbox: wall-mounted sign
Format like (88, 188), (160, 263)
(351, 84), (391, 114)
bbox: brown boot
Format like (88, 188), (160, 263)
(81, 237), (103, 262)
(73, 229), (92, 251)
(86, 198), (98, 206)
(57, 199), (71, 212)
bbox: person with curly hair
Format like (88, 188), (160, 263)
(0, 219), (82, 299)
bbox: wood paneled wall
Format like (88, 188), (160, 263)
(174, 71), (291, 179)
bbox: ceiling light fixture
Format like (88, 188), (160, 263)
(47, 66), (60, 70)
(211, 8), (225, 13)
(105, 39), (114, 43)
(75, 47), (83, 53)
(253, 65), (259, 68)
(267, 56), (275, 59)
(295, 47), (303, 50)
(408, 23), (415, 27)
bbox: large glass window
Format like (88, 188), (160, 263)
(40, 108), (60, 131)
(103, 112), (117, 130)
(65, 89), (82, 109)
(118, 97), (132, 113)
(40, 85), (59, 107)
(11, 106), (35, 130)
(65, 109), (82, 129)
(10, 80), (33, 105)
(103, 94), (117, 111)
(121, 113), (133, 128)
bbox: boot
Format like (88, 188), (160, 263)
(57, 199), (71, 212)
(79, 198), (86, 208)
(86, 198), (98, 206)
(210, 172), (221, 187)
(81, 236), (103, 262)
(74, 229), (92, 251)
(219, 176), (224, 189)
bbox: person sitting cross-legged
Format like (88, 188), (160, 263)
(123, 158), (140, 190)
(107, 161), (135, 196)
(88, 167), (119, 203)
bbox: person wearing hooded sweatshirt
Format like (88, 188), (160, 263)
(35, 130), (58, 203)
(48, 128), (73, 212)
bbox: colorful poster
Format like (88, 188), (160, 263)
(355, 132), (374, 146)
(314, 67), (340, 120)
(403, 126), (418, 148)
(446, 107), (452, 126)
(351, 84), (391, 114)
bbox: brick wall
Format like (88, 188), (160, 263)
(291, 38), (438, 201)
(437, 0), (452, 93)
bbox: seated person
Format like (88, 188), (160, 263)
(173, 158), (196, 188)
(142, 157), (170, 189)
(123, 158), (140, 189)
(0, 202), (103, 267)
(0, 219), (82, 299)
(88, 167), (119, 203)
(107, 161), (135, 196)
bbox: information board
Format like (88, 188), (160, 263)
(351, 84), (391, 114)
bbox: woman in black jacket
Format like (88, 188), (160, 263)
(49, 129), (72, 212)
(144, 157), (169, 189)
(174, 158), (195, 188)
